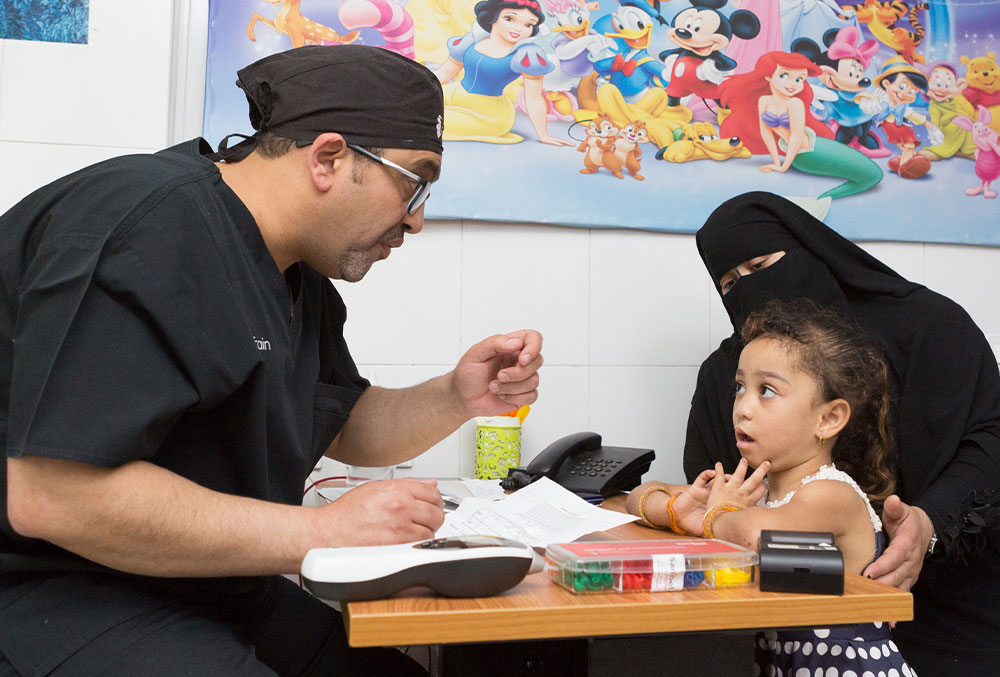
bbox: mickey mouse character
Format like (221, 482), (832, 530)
(659, 0), (760, 108)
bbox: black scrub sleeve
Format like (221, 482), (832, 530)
(311, 382), (364, 459)
(7, 244), (202, 466)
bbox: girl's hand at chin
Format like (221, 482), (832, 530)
(707, 459), (771, 507)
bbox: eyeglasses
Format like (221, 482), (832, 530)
(348, 144), (430, 215)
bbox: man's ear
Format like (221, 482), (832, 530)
(817, 398), (850, 441)
(306, 132), (349, 192)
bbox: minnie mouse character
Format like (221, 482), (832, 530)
(792, 26), (887, 157)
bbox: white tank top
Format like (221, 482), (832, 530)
(764, 463), (882, 532)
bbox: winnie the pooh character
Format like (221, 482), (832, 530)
(960, 52), (1000, 135)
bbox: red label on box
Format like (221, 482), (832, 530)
(556, 539), (745, 558)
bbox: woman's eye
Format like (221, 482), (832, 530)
(734, 382), (745, 395)
(760, 385), (776, 398)
(721, 278), (736, 293)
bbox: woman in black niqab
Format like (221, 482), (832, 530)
(687, 191), (1000, 675)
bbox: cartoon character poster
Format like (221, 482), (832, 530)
(203, 0), (1000, 245)
(0, 0), (89, 43)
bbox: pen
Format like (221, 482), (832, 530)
(441, 495), (462, 511)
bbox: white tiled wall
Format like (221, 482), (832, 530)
(3, 0), (999, 485)
(340, 224), (1000, 485)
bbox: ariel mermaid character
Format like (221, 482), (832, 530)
(434, 0), (572, 145)
(720, 50), (882, 200)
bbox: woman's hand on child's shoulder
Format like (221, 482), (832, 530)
(706, 459), (770, 509)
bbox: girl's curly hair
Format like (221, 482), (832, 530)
(741, 298), (896, 508)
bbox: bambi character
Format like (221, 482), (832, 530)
(719, 51), (882, 200)
(434, 0), (573, 145)
(247, 0), (361, 48)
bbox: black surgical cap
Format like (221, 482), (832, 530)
(225, 44), (444, 158)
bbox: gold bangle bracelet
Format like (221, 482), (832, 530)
(702, 501), (746, 539)
(637, 486), (671, 529)
(666, 493), (690, 536)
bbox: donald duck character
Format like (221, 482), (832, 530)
(576, 0), (690, 150)
(592, 0), (668, 101)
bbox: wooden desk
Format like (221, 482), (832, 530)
(344, 496), (912, 648)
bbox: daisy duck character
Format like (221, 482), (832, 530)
(538, 0), (614, 117)
(542, 0), (612, 80)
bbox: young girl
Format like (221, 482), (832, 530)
(719, 51), (882, 200)
(637, 298), (914, 675)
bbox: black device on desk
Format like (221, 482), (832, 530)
(758, 530), (845, 595)
(500, 431), (655, 498)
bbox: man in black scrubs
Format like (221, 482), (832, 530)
(0, 46), (543, 675)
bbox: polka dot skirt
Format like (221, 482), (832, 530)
(754, 622), (917, 677)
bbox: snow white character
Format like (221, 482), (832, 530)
(434, 0), (572, 145)
(720, 50), (882, 200)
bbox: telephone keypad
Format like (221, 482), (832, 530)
(567, 455), (623, 478)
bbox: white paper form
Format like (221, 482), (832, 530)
(435, 477), (638, 547)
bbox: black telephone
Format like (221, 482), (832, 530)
(502, 431), (655, 498)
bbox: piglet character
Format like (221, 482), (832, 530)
(954, 106), (1000, 198)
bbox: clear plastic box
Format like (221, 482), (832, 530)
(545, 539), (759, 594)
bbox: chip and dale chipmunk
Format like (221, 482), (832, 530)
(577, 114), (649, 179)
